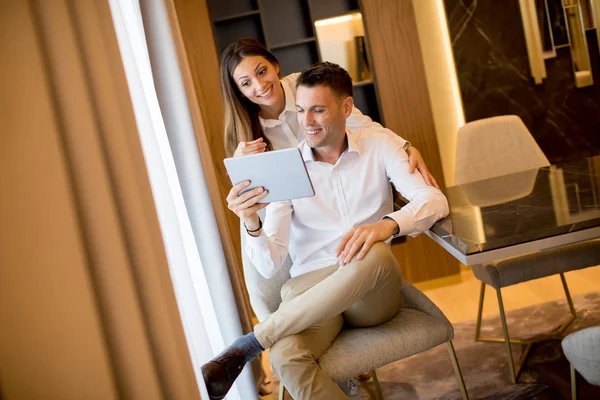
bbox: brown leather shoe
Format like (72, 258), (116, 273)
(201, 352), (247, 400)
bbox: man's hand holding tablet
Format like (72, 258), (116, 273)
(224, 148), (315, 235)
(224, 148), (315, 203)
(226, 180), (269, 234)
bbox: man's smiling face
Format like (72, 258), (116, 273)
(295, 84), (351, 149)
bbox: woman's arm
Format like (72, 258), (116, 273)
(346, 107), (439, 188)
(346, 106), (403, 141)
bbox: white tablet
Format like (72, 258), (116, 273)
(224, 148), (315, 203)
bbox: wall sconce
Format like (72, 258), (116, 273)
(314, 13), (371, 84)
(564, 0), (594, 88)
(520, 0), (598, 88)
(591, 0), (600, 55)
(518, 0), (547, 84)
(540, 0), (558, 59)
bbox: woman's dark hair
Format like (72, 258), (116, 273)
(220, 39), (280, 156)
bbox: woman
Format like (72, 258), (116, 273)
(220, 38), (438, 187)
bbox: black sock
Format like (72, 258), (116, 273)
(229, 332), (265, 363)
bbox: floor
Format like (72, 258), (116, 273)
(258, 265), (600, 399)
(417, 265), (600, 323)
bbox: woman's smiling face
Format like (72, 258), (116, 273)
(232, 55), (283, 110)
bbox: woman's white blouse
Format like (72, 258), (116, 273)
(258, 73), (408, 150)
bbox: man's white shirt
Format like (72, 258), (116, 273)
(245, 128), (449, 279)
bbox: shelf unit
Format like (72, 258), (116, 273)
(206, 0), (380, 122)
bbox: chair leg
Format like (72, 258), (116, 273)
(371, 369), (384, 400)
(278, 384), (285, 400)
(474, 282), (485, 341)
(496, 288), (517, 383)
(478, 276), (576, 340)
(446, 341), (469, 400)
(570, 363), (578, 400)
(475, 283), (527, 345)
(476, 276), (578, 385)
(557, 273), (577, 334)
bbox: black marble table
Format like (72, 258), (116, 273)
(427, 156), (600, 265)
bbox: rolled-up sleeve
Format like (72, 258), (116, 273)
(244, 200), (293, 279)
(380, 133), (449, 237)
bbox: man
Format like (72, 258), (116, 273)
(202, 62), (448, 399)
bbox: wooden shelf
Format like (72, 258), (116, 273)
(353, 81), (380, 123)
(213, 10), (260, 23)
(271, 41), (319, 75)
(308, 0), (360, 21)
(213, 13), (264, 53)
(261, 0), (313, 48)
(270, 37), (315, 50)
(352, 79), (373, 88)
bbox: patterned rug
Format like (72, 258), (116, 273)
(270, 291), (600, 399)
(370, 291), (600, 399)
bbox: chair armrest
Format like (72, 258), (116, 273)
(240, 216), (290, 322)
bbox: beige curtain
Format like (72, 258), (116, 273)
(1, 0), (201, 398)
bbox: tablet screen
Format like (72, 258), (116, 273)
(224, 148), (315, 203)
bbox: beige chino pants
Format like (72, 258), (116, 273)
(254, 242), (403, 400)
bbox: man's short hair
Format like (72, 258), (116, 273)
(296, 62), (353, 99)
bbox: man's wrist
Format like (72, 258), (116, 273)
(247, 229), (262, 237)
(244, 215), (261, 232)
(382, 217), (400, 236)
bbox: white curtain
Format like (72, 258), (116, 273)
(109, 0), (257, 399)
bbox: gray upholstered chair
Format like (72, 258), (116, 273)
(455, 115), (600, 383)
(562, 326), (600, 399)
(241, 219), (469, 400)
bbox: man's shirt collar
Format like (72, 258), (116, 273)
(300, 129), (362, 162)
